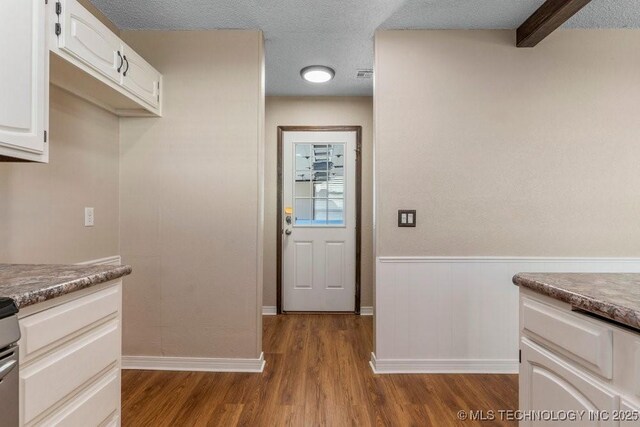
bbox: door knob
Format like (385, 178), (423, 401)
(285, 229), (292, 235)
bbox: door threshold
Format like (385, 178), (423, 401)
(283, 311), (357, 315)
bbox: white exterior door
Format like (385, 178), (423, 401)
(282, 130), (357, 312)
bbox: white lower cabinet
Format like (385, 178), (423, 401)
(520, 338), (619, 427)
(18, 281), (122, 427)
(37, 368), (119, 427)
(621, 400), (640, 426)
(520, 288), (640, 427)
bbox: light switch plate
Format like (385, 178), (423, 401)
(84, 207), (94, 227)
(398, 210), (416, 227)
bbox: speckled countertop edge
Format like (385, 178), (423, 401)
(513, 273), (640, 330)
(0, 264), (132, 309)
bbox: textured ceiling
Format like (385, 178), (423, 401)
(89, 0), (640, 96)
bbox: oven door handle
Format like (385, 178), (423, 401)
(0, 359), (16, 380)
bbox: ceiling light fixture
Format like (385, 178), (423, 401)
(300, 66), (335, 84)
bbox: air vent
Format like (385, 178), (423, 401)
(356, 69), (373, 79)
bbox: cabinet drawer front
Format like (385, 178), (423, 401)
(36, 368), (119, 427)
(522, 297), (613, 378)
(520, 338), (619, 427)
(620, 400), (640, 426)
(21, 320), (120, 424)
(20, 285), (120, 362)
(102, 415), (120, 427)
(635, 341), (640, 398)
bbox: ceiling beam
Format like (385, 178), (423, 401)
(516, 0), (592, 48)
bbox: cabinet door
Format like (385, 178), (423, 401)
(620, 400), (640, 426)
(520, 338), (619, 427)
(0, 0), (48, 161)
(122, 44), (161, 109)
(58, 0), (123, 85)
(20, 319), (120, 424)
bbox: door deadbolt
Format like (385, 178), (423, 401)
(285, 216), (292, 225)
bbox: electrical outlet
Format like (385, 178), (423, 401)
(84, 207), (95, 227)
(398, 210), (416, 227)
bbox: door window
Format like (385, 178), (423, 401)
(294, 143), (345, 226)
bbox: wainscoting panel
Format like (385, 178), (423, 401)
(373, 257), (640, 374)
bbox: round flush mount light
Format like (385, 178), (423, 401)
(300, 66), (335, 83)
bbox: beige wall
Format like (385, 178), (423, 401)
(0, 86), (120, 263)
(264, 96), (374, 307)
(119, 31), (264, 359)
(375, 30), (640, 257)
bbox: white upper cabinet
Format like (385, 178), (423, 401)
(1, 0), (161, 161)
(58, 0), (123, 85)
(121, 44), (161, 109)
(0, 0), (48, 162)
(50, 0), (162, 116)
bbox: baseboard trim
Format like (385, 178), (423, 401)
(122, 352), (265, 373)
(369, 353), (518, 374)
(378, 256), (640, 264)
(360, 306), (373, 316)
(262, 306), (277, 315)
(77, 255), (122, 266)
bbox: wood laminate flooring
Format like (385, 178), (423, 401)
(122, 314), (518, 426)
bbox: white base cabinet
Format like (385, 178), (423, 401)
(520, 338), (619, 427)
(18, 281), (122, 427)
(520, 288), (640, 426)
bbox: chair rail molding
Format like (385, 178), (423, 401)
(77, 255), (122, 266)
(373, 256), (640, 374)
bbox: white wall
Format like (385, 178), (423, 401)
(119, 31), (265, 361)
(373, 29), (640, 372)
(0, 86), (119, 264)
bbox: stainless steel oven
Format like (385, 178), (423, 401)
(0, 298), (20, 427)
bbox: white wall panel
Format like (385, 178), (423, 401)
(372, 257), (640, 373)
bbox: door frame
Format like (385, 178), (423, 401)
(277, 125), (362, 315)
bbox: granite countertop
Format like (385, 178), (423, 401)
(513, 273), (640, 330)
(0, 264), (132, 309)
